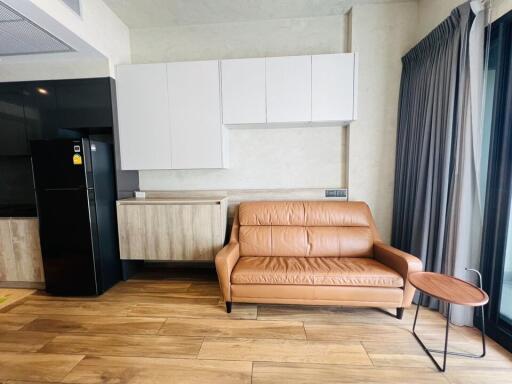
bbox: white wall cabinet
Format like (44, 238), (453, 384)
(116, 64), (172, 170)
(312, 53), (357, 122)
(220, 53), (357, 126)
(221, 58), (266, 124)
(167, 60), (227, 169)
(116, 53), (358, 169)
(116, 62), (227, 170)
(265, 56), (312, 123)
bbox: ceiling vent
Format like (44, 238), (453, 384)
(61, 0), (81, 17)
(0, 1), (73, 56)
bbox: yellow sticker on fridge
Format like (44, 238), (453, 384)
(73, 154), (83, 165)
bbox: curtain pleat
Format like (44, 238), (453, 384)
(392, 3), (485, 325)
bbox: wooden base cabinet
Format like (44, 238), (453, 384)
(0, 218), (45, 288)
(116, 198), (227, 261)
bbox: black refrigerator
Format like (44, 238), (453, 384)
(31, 138), (121, 295)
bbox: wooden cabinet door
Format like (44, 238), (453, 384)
(265, 56), (312, 123)
(0, 219), (44, 283)
(312, 53), (356, 122)
(0, 220), (15, 281)
(117, 204), (147, 260)
(10, 219), (44, 282)
(117, 203), (223, 261)
(116, 63), (172, 170)
(164, 204), (223, 261)
(221, 58), (266, 124)
(167, 60), (226, 169)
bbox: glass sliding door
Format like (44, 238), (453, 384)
(501, 224), (512, 326)
(480, 10), (512, 352)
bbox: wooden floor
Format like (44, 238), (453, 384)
(0, 288), (35, 310)
(0, 268), (511, 384)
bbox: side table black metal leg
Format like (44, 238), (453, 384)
(412, 295), (487, 372)
(442, 304), (450, 372)
(427, 305), (486, 358)
(480, 304), (487, 358)
(412, 292), (451, 372)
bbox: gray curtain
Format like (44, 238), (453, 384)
(392, 2), (486, 326)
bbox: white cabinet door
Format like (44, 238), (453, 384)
(312, 53), (356, 122)
(265, 56), (311, 123)
(116, 64), (172, 170)
(221, 58), (266, 124)
(167, 60), (226, 169)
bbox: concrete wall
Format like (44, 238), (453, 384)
(133, 15), (349, 193)
(130, 16), (347, 63)
(416, 0), (512, 43)
(30, 0), (131, 74)
(348, 1), (418, 241)
(131, 3), (424, 241)
(493, 0), (512, 21)
(0, 55), (110, 82)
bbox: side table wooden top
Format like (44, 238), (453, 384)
(409, 272), (489, 306)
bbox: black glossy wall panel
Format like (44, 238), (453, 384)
(23, 83), (58, 141)
(0, 77), (117, 217)
(56, 78), (113, 129)
(0, 156), (36, 217)
(0, 86), (28, 155)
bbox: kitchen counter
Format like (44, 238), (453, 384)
(116, 196), (228, 261)
(117, 196), (227, 205)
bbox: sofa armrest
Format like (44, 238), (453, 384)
(374, 242), (423, 307)
(215, 243), (240, 302)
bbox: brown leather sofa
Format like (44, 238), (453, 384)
(215, 201), (422, 318)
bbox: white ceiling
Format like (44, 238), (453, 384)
(103, 0), (415, 29)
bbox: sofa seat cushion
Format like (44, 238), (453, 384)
(231, 257), (404, 287)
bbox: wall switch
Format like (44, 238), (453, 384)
(325, 189), (347, 198)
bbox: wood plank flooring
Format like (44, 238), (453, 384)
(0, 289), (35, 310)
(0, 268), (511, 384)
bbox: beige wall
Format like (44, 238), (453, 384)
(348, 1), (418, 241)
(0, 56), (110, 82)
(416, 0), (464, 42)
(133, 15), (349, 192)
(140, 126), (344, 190)
(493, 0), (512, 20)
(131, 16), (347, 63)
(30, 0), (131, 74)
(133, 0), (512, 242)
(132, 3), (420, 241)
(417, 0), (512, 42)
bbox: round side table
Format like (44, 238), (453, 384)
(409, 271), (489, 372)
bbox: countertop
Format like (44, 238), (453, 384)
(117, 197), (228, 205)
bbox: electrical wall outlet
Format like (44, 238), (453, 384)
(325, 189), (348, 198)
(134, 191), (146, 199)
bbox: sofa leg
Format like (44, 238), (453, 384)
(396, 307), (404, 320)
(226, 301), (232, 313)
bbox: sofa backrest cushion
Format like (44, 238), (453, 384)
(238, 201), (380, 258)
